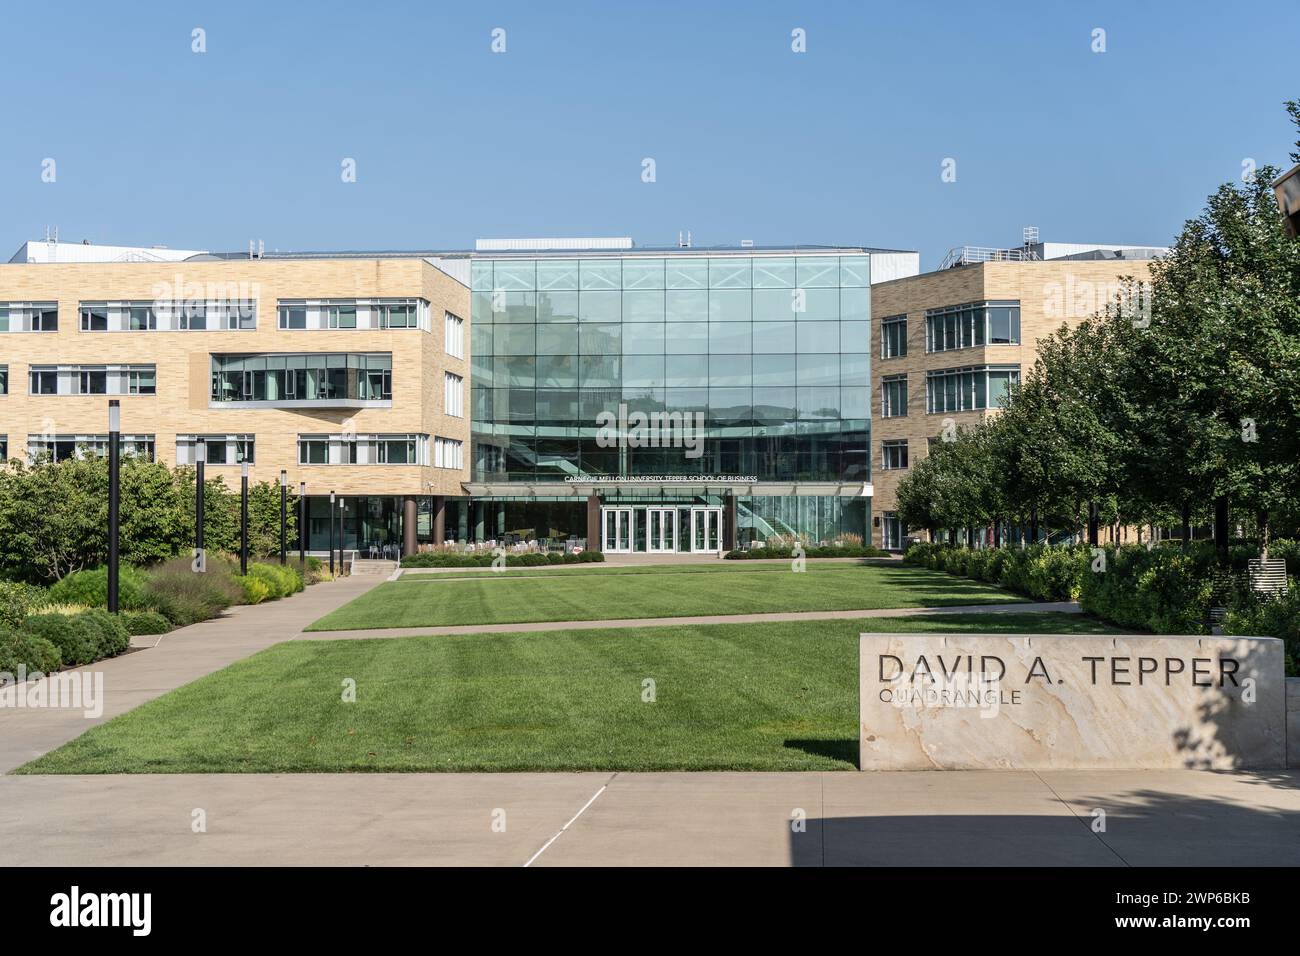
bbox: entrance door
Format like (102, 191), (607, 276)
(602, 508), (634, 553)
(690, 507), (723, 553)
(646, 508), (677, 553)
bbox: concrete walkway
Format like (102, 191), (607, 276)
(0, 575), (380, 774)
(306, 601), (1081, 639)
(2, 768), (1296, 866)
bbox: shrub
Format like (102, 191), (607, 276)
(48, 565), (149, 611)
(1225, 581), (1300, 676)
(120, 610), (171, 636)
(1078, 545), (1216, 634)
(247, 562), (304, 599)
(142, 556), (244, 627)
(0, 581), (49, 629)
(75, 608), (131, 658)
(21, 613), (98, 667)
(288, 555), (326, 585)
(235, 575), (271, 604)
(0, 628), (62, 676)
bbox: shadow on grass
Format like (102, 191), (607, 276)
(784, 738), (858, 767)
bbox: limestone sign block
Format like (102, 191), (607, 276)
(859, 633), (1286, 771)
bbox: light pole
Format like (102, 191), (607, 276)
(195, 437), (206, 571)
(279, 469), (288, 565)
(328, 491), (336, 575)
(107, 400), (120, 613)
(240, 461), (250, 575)
(337, 497), (346, 574)
(298, 481), (307, 564)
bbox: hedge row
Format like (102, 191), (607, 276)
(903, 541), (1084, 602)
(725, 545), (887, 560)
(1, 608), (130, 677)
(401, 551), (605, 568)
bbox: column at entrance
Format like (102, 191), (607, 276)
(402, 496), (417, 557)
(432, 495), (446, 545)
(723, 493), (737, 552)
(586, 494), (601, 553)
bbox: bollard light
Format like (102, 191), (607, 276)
(279, 469), (288, 565)
(195, 437), (206, 570)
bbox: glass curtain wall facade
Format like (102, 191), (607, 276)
(469, 252), (872, 545)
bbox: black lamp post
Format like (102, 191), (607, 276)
(298, 481), (307, 563)
(195, 437), (206, 571)
(240, 461), (250, 575)
(107, 400), (120, 613)
(328, 491), (336, 575)
(279, 469), (288, 565)
(337, 497), (346, 573)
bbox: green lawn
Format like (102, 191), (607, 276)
(307, 563), (1031, 631)
(19, 613), (1119, 774)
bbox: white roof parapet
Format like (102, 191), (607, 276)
(474, 237), (635, 252)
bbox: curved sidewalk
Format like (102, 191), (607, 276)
(0, 575), (382, 774)
(304, 601), (1082, 640)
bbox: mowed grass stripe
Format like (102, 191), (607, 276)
(18, 613), (1120, 775)
(309, 564), (1029, 631)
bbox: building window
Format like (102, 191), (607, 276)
(128, 306), (157, 331)
(176, 435), (254, 465)
(881, 374), (908, 418)
(881, 439), (909, 470)
(78, 368), (108, 395)
(377, 302), (417, 329)
(925, 301), (1020, 353)
(444, 372), (464, 417)
(882, 512), (905, 551)
(80, 306), (109, 331)
(0, 302), (58, 332)
(926, 365), (1021, 414)
(435, 436), (464, 470)
(445, 311), (465, 359)
(28, 364), (157, 396)
(0, 365), (6, 395)
(298, 433), (426, 465)
(881, 315), (907, 358)
(127, 369), (156, 395)
(0, 436), (6, 460)
(28, 434), (155, 463)
(210, 353), (392, 404)
(278, 305), (307, 329)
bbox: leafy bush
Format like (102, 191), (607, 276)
(1225, 581), (1300, 676)
(247, 562), (304, 599)
(0, 581), (49, 629)
(120, 610), (171, 636)
(142, 556), (244, 627)
(1268, 539), (1300, 578)
(1078, 545), (1217, 634)
(76, 608), (131, 658)
(48, 565), (149, 611)
(401, 551), (605, 569)
(904, 542), (1083, 602)
(22, 613), (98, 667)
(235, 575), (271, 605)
(288, 555), (327, 584)
(0, 629), (61, 676)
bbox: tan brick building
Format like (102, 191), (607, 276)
(869, 244), (1163, 551)
(0, 247), (470, 554)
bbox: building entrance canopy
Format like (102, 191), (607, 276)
(462, 480), (873, 499)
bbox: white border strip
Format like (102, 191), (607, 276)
(522, 783), (609, 868)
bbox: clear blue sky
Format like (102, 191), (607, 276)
(2, 0), (1296, 268)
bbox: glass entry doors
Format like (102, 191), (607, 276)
(690, 507), (723, 553)
(602, 507), (634, 553)
(646, 508), (677, 553)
